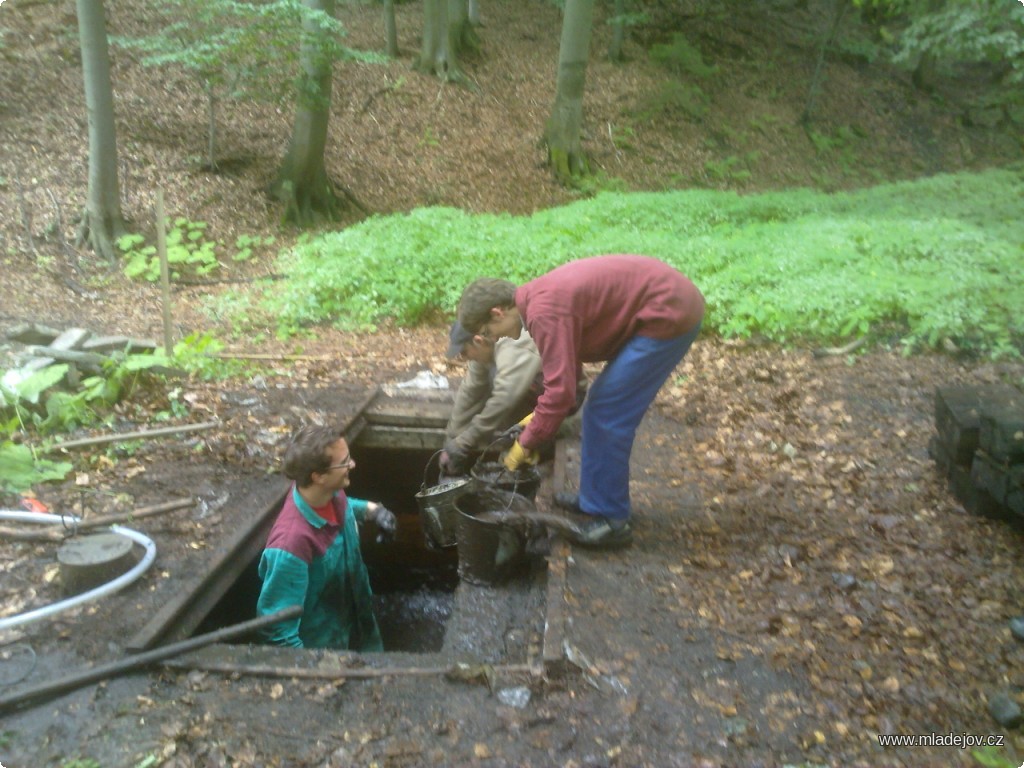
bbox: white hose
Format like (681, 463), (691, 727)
(0, 510), (157, 631)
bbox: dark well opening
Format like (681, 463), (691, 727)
(194, 445), (458, 653)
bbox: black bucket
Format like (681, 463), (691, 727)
(470, 462), (540, 501)
(415, 451), (474, 549)
(454, 489), (538, 585)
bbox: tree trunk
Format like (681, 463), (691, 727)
(468, 0), (480, 26)
(417, 0), (472, 82)
(383, 0), (398, 58)
(545, 0), (594, 184)
(608, 0), (626, 62)
(801, 0), (847, 125)
(271, 0), (342, 226)
(75, 0), (127, 261)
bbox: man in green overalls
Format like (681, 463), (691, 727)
(256, 425), (396, 650)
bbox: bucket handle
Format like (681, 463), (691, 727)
(474, 434), (528, 513)
(420, 449), (445, 491)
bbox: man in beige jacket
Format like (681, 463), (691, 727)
(440, 321), (544, 476)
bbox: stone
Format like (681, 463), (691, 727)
(1009, 617), (1024, 642)
(987, 691), (1022, 728)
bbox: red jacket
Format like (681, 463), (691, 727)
(516, 255), (704, 448)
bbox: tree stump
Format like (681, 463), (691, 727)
(57, 532), (138, 597)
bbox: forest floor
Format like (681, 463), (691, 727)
(1, 0), (1024, 766)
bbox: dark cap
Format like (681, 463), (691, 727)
(446, 321), (475, 358)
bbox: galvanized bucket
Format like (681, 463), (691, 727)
(454, 488), (537, 585)
(415, 450), (473, 549)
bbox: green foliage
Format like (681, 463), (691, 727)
(112, 0), (360, 107)
(171, 331), (251, 379)
(971, 744), (1021, 767)
(234, 234), (275, 262)
(249, 168), (1024, 359)
(0, 442), (74, 494)
(637, 81), (709, 121)
(649, 34), (718, 79)
(703, 152), (760, 185)
(892, 0), (1024, 84)
(117, 219), (263, 282)
(112, 0), (384, 160)
(0, 333), (247, 492)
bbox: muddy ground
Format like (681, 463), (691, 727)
(3, 339), (1024, 768)
(2, 0), (1024, 765)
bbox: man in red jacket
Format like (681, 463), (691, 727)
(457, 254), (704, 549)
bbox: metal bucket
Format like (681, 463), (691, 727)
(454, 489), (537, 585)
(415, 451), (473, 549)
(470, 462), (540, 501)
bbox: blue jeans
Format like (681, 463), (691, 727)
(578, 324), (700, 522)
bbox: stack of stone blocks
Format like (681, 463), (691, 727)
(930, 383), (1024, 519)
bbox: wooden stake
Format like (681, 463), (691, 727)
(156, 188), (174, 355)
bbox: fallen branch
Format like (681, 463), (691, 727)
(0, 606), (302, 716)
(812, 336), (868, 358)
(214, 353), (331, 362)
(44, 421), (218, 452)
(161, 657), (540, 681)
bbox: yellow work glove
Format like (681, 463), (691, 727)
(500, 411), (534, 444)
(503, 440), (540, 471)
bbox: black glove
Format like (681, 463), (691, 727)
(370, 504), (397, 543)
(498, 412), (534, 446)
(440, 442), (470, 476)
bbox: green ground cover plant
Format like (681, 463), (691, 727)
(260, 167), (1023, 358)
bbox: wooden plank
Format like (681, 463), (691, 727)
(49, 327), (92, 351)
(127, 485), (289, 651)
(82, 335), (158, 354)
(5, 322), (61, 345)
(24, 345), (107, 366)
(356, 425), (446, 450)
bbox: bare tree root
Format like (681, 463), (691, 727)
(76, 208), (127, 264)
(547, 146), (590, 187)
(272, 177), (343, 228)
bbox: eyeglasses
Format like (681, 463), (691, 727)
(478, 322), (497, 342)
(326, 457), (356, 471)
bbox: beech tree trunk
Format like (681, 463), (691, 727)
(271, 0), (342, 226)
(417, 0), (473, 82)
(384, 0), (398, 57)
(75, 0), (127, 261)
(544, 0), (594, 184)
(608, 0), (626, 62)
